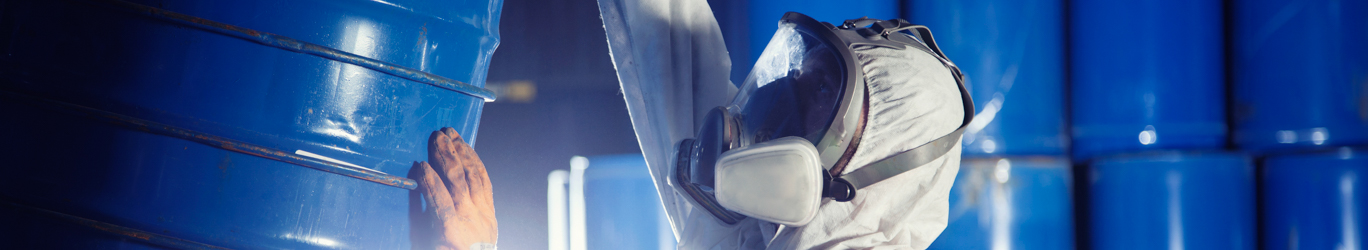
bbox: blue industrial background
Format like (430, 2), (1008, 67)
(0, 0), (1362, 249)
(484, 0), (1368, 249)
(502, 0), (1367, 249)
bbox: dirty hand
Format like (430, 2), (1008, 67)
(411, 127), (497, 250)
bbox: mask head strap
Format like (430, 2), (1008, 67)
(820, 19), (975, 201)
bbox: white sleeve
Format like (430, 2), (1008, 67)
(597, 0), (765, 249)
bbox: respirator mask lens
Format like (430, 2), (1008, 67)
(732, 22), (848, 144)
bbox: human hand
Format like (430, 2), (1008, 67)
(410, 127), (497, 250)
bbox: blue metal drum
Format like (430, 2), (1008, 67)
(745, 0), (897, 85)
(1262, 147), (1368, 250)
(1232, 0), (1368, 152)
(0, 0), (501, 248)
(928, 157), (1074, 250)
(1088, 151), (1255, 250)
(1069, 0), (1227, 162)
(582, 154), (675, 250)
(909, 0), (1067, 156)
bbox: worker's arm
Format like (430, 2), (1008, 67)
(411, 127), (498, 250)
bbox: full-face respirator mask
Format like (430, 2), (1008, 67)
(671, 12), (975, 226)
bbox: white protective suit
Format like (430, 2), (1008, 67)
(597, 0), (965, 249)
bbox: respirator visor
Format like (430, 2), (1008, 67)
(673, 13), (860, 226)
(729, 21), (850, 145)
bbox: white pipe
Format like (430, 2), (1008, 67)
(547, 170), (570, 250)
(991, 159), (1013, 250)
(569, 156), (590, 250)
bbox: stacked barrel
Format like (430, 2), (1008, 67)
(1070, 0), (1368, 249)
(1234, 0), (1368, 249)
(908, 0), (1367, 248)
(1068, 0), (1257, 249)
(908, 0), (1076, 249)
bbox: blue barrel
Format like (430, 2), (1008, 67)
(928, 157), (1074, 250)
(0, 0), (500, 248)
(1262, 147), (1368, 250)
(582, 154), (675, 250)
(1088, 152), (1255, 250)
(908, 0), (1067, 156)
(1069, 0), (1227, 162)
(745, 0), (897, 85)
(1232, 0), (1368, 152)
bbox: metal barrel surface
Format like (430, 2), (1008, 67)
(1088, 151), (1255, 250)
(1231, 0), (1368, 152)
(1069, 0), (1227, 162)
(1262, 147), (1368, 250)
(0, 0), (501, 248)
(908, 0), (1067, 156)
(928, 157), (1074, 250)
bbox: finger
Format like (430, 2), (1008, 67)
(443, 128), (497, 239)
(440, 127), (489, 207)
(441, 127), (462, 143)
(417, 161), (473, 248)
(438, 128), (498, 243)
(444, 128), (494, 208)
(429, 130), (471, 204)
(460, 151), (493, 208)
(414, 162), (459, 226)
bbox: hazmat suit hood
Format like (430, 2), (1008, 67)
(597, 0), (965, 248)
